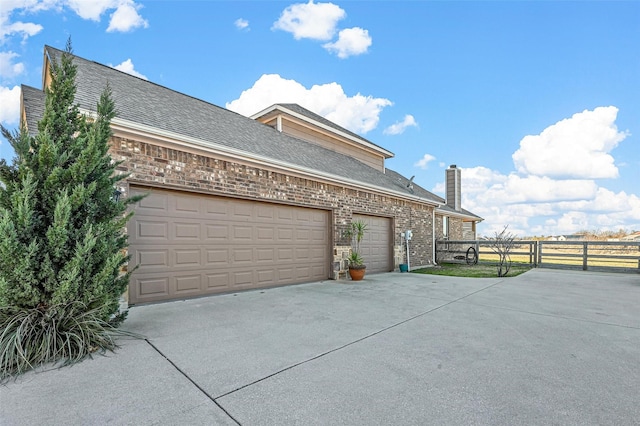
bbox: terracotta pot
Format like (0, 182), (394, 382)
(349, 267), (366, 281)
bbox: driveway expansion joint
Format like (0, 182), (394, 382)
(215, 279), (505, 400)
(144, 339), (242, 425)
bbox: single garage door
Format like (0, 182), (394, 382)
(353, 214), (392, 274)
(128, 187), (330, 304)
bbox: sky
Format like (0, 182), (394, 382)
(1, 1), (638, 237)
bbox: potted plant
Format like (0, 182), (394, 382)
(346, 220), (368, 281)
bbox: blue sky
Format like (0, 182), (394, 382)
(1, 1), (638, 236)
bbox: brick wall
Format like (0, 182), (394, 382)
(112, 137), (436, 273)
(434, 214), (464, 240)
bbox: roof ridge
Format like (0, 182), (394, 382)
(44, 45), (250, 121)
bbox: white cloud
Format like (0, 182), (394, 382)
(0, 0), (48, 42)
(323, 27), (371, 58)
(273, 1), (345, 41)
(0, 51), (25, 78)
(66, 0), (117, 20)
(0, 19), (43, 43)
(384, 114), (417, 135)
(235, 18), (249, 30)
(111, 58), (147, 80)
(0, 85), (21, 125)
(226, 74), (392, 134)
(414, 154), (436, 170)
(107, 1), (149, 33)
(451, 165), (639, 237)
(512, 106), (629, 179)
(1, 0), (148, 41)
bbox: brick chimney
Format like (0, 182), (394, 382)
(446, 164), (461, 212)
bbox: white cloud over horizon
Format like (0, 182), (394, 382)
(430, 106), (638, 236)
(111, 58), (147, 80)
(226, 73), (392, 134)
(384, 114), (417, 135)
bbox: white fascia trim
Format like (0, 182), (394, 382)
(251, 104), (394, 159)
(435, 208), (483, 222)
(101, 112), (439, 207)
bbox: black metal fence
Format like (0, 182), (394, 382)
(436, 239), (640, 273)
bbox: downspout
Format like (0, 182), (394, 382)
(432, 207), (436, 265)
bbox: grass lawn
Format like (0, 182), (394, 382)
(413, 262), (533, 278)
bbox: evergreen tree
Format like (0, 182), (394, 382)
(0, 40), (142, 378)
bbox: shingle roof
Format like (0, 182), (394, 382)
(436, 203), (484, 221)
(270, 103), (391, 156)
(34, 46), (442, 204)
(21, 85), (45, 136)
(383, 168), (445, 203)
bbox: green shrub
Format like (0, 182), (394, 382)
(0, 40), (143, 379)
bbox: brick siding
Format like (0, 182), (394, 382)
(112, 137), (436, 274)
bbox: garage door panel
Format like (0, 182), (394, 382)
(173, 222), (201, 240)
(206, 249), (229, 265)
(233, 203), (252, 219)
(296, 229), (311, 241)
(174, 274), (201, 293)
(295, 248), (310, 260)
(134, 249), (169, 270)
(353, 214), (392, 274)
(257, 226), (275, 240)
(174, 249), (201, 267)
(278, 268), (294, 281)
(134, 220), (168, 242)
(257, 205), (275, 220)
(277, 209), (293, 221)
(134, 275), (170, 300)
(128, 187), (330, 304)
(233, 225), (253, 240)
(295, 266), (311, 280)
(137, 192), (168, 213)
(233, 271), (255, 287)
(257, 269), (275, 283)
(206, 273), (229, 289)
(277, 247), (294, 261)
(310, 247), (326, 258)
(277, 228), (294, 242)
(204, 198), (229, 217)
(312, 229), (327, 243)
(205, 224), (229, 241)
(257, 248), (274, 262)
(233, 248), (253, 263)
(174, 195), (201, 214)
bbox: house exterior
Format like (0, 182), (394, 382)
(20, 46), (481, 305)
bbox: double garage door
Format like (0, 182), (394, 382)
(128, 187), (330, 304)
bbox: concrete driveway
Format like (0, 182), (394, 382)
(1, 268), (639, 425)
